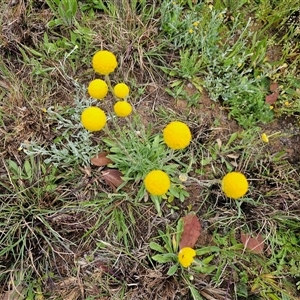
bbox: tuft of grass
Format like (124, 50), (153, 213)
(0, 157), (76, 294)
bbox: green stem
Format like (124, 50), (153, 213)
(105, 75), (118, 101)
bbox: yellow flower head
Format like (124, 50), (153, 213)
(261, 133), (269, 143)
(221, 172), (249, 199)
(92, 50), (118, 75)
(81, 106), (106, 132)
(88, 79), (108, 99)
(178, 247), (196, 268)
(163, 121), (192, 150)
(144, 170), (170, 196)
(114, 83), (130, 98)
(114, 101), (132, 117)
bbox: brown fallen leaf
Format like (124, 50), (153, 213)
(270, 82), (279, 93)
(91, 152), (113, 166)
(101, 169), (124, 190)
(241, 232), (264, 254)
(179, 213), (201, 249)
(265, 92), (279, 105)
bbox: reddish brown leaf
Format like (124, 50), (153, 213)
(241, 232), (264, 254)
(91, 152), (113, 166)
(179, 213), (201, 249)
(101, 169), (124, 190)
(265, 92), (279, 105)
(270, 82), (279, 93)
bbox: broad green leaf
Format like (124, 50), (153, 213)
(109, 147), (120, 153)
(151, 195), (162, 217)
(149, 242), (165, 253)
(170, 80), (183, 88)
(24, 160), (32, 179)
(189, 285), (203, 300)
(176, 218), (183, 250)
(202, 254), (215, 264)
(167, 264), (179, 276)
(196, 246), (220, 256)
(45, 184), (57, 192)
(200, 158), (212, 166)
(7, 159), (19, 175)
(152, 135), (160, 148)
(151, 253), (176, 263)
(225, 132), (238, 149)
(192, 265), (216, 274)
(102, 138), (116, 147)
(285, 88), (297, 95)
(169, 185), (180, 198)
(157, 228), (173, 253)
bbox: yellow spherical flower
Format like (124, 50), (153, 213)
(163, 121), (192, 150)
(114, 101), (132, 117)
(178, 247), (196, 268)
(114, 83), (130, 98)
(88, 79), (108, 99)
(221, 172), (249, 199)
(92, 50), (118, 75)
(144, 170), (170, 196)
(81, 106), (106, 132)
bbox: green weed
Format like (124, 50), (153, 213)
(150, 219), (220, 300)
(103, 114), (192, 214)
(160, 2), (274, 127)
(22, 89), (103, 167)
(45, 0), (78, 27)
(0, 157), (74, 292)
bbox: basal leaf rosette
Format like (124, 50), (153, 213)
(88, 79), (108, 99)
(221, 171), (249, 199)
(144, 170), (170, 196)
(81, 106), (107, 132)
(114, 83), (130, 99)
(114, 101), (132, 117)
(92, 50), (118, 75)
(178, 247), (196, 268)
(163, 121), (192, 150)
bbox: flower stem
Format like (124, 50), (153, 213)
(105, 75), (118, 101)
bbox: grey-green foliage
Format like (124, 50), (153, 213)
(160, 1), (273, 127)
(104, 131), (177, 183)
(46, 0), (78, 27)
(22, 91), (101, 167)
(102, 116), (191, 214)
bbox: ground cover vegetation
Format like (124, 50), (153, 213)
(0, 0), (300, 299)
